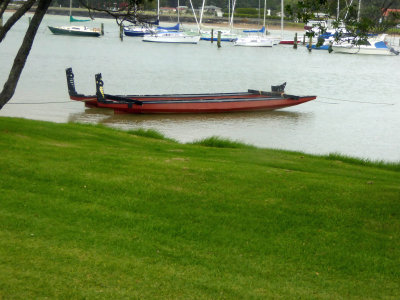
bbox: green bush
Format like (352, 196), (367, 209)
(127, 128), (176, 142)
(189, 136), (256, 149)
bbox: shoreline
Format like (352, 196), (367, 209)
(5, 7), (305, 32)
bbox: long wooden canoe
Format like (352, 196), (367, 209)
(66, 68), (316, 114)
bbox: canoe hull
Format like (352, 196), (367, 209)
(97, 96), (316, 114)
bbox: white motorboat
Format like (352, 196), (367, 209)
(234, 35), (273, 47)
(142, 32), (200, 44)
(332, 34), (399, 55)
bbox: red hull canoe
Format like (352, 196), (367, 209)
(96, 95), (316, 114)
(66, 68), (316, 114)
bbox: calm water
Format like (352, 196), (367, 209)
(1, 13), (400, 162)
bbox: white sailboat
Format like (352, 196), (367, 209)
(332, 34), (399, 55)
(142, 31), (201, 43)
(234, 35), (273, 47)
(142, 0), (201, 44)
(330, 0), (398, 55)
(234, 0), (274, 47)
(200, 0), (238, 42)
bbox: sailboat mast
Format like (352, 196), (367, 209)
(228, 0), (231, 27)
(69, 0), (72, 18)
(177, 0), (180, 24)
(199, 0), (205, 27)
(344, 0), (354, 19)
(263, 0), (266, 28)
(280, 0), (283, 39)
(337, 0), (340, 20)
(230, 0), (237, 29)
(157, 0), (160, 21)
(188, 0), (200, 32)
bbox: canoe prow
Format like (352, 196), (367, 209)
(65, 67), (90, 99)
(65, 68), (79, 97)
(95, 73), (143, 105)
(66, 68), (97, 105)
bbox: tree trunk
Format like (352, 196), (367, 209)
(0, 0), (51, 109)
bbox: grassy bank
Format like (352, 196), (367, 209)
(1, 117), (399, 299)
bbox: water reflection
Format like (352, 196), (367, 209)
(68, 107), (113, 124)
(69, 107), (310, 128)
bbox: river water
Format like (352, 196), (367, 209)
(1, 13), (400, 162)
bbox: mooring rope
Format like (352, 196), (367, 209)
(318, 96), (395, 106)
(8, 101), (75, 105)
(316, 100), (338, 105)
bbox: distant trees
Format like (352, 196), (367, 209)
(50, 0), (287, 12)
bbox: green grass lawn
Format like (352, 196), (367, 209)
(1, 117), (399, 299)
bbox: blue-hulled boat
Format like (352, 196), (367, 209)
(124, 23), (180, 37)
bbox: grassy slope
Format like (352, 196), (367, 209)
(0, 117), (399, 299)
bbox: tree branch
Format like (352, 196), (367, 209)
(0, 0), (52, 109)
(0, 0), (12, 19)
(77, 0), (156, 26)
(0, 0), (37, 43)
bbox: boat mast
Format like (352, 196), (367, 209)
(337, 0), (340, 20)
(69, 0), (72, 19)
(199, 0), (205, 28)
(344, 0), (354, 19)
(263, 0), (266, 32)
(188, 0), (201, 32)
(280, 0), (283, 39)
(157, 0), (160, 22)
(177, 0), (180, 24)
(228, 0), (230, 27)
(230, 0), (237, 29)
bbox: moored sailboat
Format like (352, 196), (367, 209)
(142, 31), (200, 43)
(332, 34), (399, 55)
(48, 0), (100, 37)
(234, 33), (273, 47)
(48, 25), (101, 37)
(141, 0), (201, 43)
(234, 0), (275, 47)
(199, 0), (238, 42)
